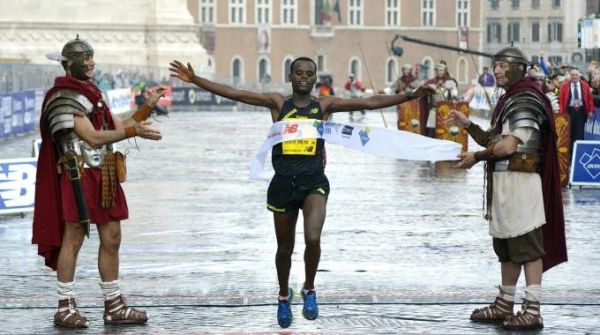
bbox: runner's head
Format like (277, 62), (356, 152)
(289, 57), (317, 95)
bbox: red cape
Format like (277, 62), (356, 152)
(493, 77), (568, 272)
(32, 76), (115, 270)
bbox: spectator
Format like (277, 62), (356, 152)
(344, 74), (366, 120)
(559, 68), (594, 153)
(478, 66), (496, 87)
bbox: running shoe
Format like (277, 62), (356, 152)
(277, 288), (294, 328)
(301, 289), (319, 320)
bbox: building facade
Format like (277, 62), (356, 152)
(187, 0), (482, 92)
(483, 0), (586, 68)
(0, 0), (208, 72)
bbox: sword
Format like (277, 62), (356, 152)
(65, 151), (90, 237)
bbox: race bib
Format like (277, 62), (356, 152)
(282, 138), (317, 155)
(282, 116), (317, 155)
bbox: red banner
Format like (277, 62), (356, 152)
(554, 113), (571, 187)
(397, 97), (427, 135)
(435, 101), (469, 153)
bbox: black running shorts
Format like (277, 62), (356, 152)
(267, 173), (330, 213)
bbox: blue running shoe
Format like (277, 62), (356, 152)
(301, 289), (319, 320)
(277, 288), (294, 328)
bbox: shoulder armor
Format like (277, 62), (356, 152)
(46, 89), (93, 114)
(45, 90), (93, 135)
(501, 92), (548, 132)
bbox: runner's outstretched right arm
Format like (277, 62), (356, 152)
(169, 60), (282, 110)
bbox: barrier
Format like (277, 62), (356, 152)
(171, 87), (236, 106)
(0, 90), (38, 140)
(0, 157), (37, 214)
(569, 140), (600, 186)
(584, 110), (600, 141)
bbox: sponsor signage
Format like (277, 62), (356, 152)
(0, 157), (37, 214)
(0, 90), (38, 139)
(171, 87), (236, 106)
(569, 140), (600, 186)
(584, 111), (600, 141)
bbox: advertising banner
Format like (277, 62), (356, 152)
(584, 110), (600, 141)
(0, 157), (37, 214)
(106, 87), (133, 115)
(1, 92), (12, 138)
(569, 140), (600, 186)
(171, 87), (236, 106)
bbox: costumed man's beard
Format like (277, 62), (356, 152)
(502, 64), (525, 89)
(68, 55), (92, 81)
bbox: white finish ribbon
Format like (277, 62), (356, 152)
(250, 120), (461, 180)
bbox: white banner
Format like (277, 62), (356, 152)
(250, 120), (462, 180)
(106, 87), (132, 115)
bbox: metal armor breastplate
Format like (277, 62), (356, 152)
(494, 91), (548, 172)
(79, 139), (108, 168)
(45, 89), (109, 168)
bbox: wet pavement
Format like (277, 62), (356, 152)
(1, 109), (599, 334)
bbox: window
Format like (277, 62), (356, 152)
(487, 22), (501, 43)
(457, 0), (469, 27)
(386, 58), (398, 83)
(421, 0), (435, 27)
(552, 0), (561, 8)
(232, 57), (244, 85)
(349, 0), (363, 26)
(317, 54), (325, 72)
(490, 0), (499, 9)
(256, 0), (271, 24)
(258, 57), (271, 84)
(531, 22), (540, 42)
(548, 22), (563, 42)
(200, 0), (215, 24)
(229, 0), (245, 24)
(511, 0), (520, 9)
(350, 58), (361, 79)
(548, 55), (562, 65)
(281, 0), (297, 25)
(531, 0), (540, 9)
(282, 57), (293, 83)
(386, 0), (400, 26)
(508, 22), (520, 42)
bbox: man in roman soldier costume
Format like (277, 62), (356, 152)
(390, 64), (421, 94)
(446, 45), (567, 330)
(32, 36), (164, 328)
(425, 62), (458, 137)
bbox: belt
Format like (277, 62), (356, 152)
(495, 160), (510, 171)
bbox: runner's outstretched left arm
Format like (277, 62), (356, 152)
(322, 85), (433, 114)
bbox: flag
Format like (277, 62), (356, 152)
(320, 0), (332, 22)
(333, 0), (341, 22)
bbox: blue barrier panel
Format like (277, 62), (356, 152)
(0, 93), (12, 138)
(569, 140), (600, 186)
(584, 110), (600, 141)
(23, 90), (36, 132)
(171, 87), (236, 106)
(11, 91), (25, 135)
(0, 157), (37, 214)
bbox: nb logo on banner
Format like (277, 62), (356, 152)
(579, 148), (600, 179)
(0, 159), (37, 214)
(569, 141), (600, 186)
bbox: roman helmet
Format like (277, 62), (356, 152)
(493, 43), (528, 86)
(46, 34), (94, 62)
